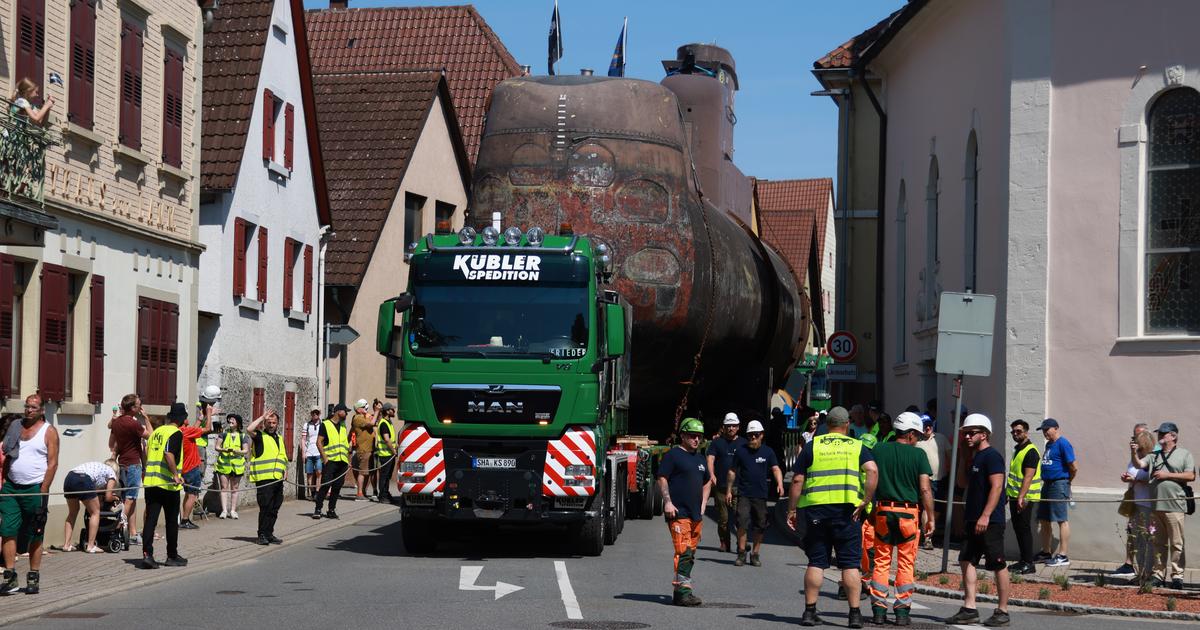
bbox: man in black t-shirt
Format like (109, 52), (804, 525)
(656, 418), (712, 607)
(725, 420), (781, 567)
(705, 412), (745, 552)
(1007, 420), (1041, 575)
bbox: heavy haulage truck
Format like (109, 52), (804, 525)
(375, 44), (811, 555)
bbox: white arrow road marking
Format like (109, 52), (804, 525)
(554, 560), (583, 620)
(458, 566), (524, 600)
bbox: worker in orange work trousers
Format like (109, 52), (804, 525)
(655, 418), (713, 607)
(856, 432), (879, 598)
(867, 412), (936, 625)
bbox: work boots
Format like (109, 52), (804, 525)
(672, 591), (702, 607)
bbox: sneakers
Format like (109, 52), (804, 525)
(922, 537), (934, 550)
(128, 534), (143, 546)
(255, 536), (271, 546)
(219, 511), (228, 519)
(312, 509), (322, 520)
(983, 610), (1011, 627)
(268, 535), (283, 545)
(1033, 550), (1053, 563)
(1110, 563), (1136, 579)
(1046, 554), (1070, 567)
(734, 552), (746, 567)
(230, 511), (239, 519)
(847, 608), (864, 629)
(1171, 578), (1184, 590)
(1008, 561), (1036, 575)
(750, 553), (762, 567)
(180, 520), (199, 530)
(0, 570), (19, 595)
(672, 591), (702, 607)
(23, 572), (39, 595)
(870, 607), (888, 625)
(944, 607), (980, 625)
(799, 608), (822, 627)
(139, 555), (160, 570)
(164, 555), (188, 567)
(325, 510), (339, 519)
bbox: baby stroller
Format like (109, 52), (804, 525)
(79, 501), (129, 553)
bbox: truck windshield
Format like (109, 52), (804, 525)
(409, 284), (590, 359)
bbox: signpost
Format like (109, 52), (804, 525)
(826, 363), (858, 381)
(934, 292), (996, 573)
(826, 330), (858, 362)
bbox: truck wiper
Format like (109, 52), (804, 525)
(438, 350), (490, 362)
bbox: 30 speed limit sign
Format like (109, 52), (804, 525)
(827, 331), (858, 362)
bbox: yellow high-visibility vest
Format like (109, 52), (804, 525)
(798, 433), (864, 509)
(1006, 442), (1042, 501)
(322, 420), (350, 463)
(375, 417), (395, 457)
(145, 424), (182, 492)
(214, 432), (246, 475)
(249, 432), (288, 483)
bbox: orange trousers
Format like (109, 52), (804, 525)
(860, 515), (874, 586)
(868, 505), (920, 611)
(668, 518), (702, 594)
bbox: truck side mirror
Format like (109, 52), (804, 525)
(605, 302), (626, 358)
(376, 294), (413, 356)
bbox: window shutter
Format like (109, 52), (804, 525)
(303, 244), (313, 314)
(161, 47), (184, 167)
(283, 391), (296, 460)
(88, 275), (104, 404)
(282, 238), (295, 311)
(252, 387), (264, 419)
(16, 0), (46, 100)
(262, 89), (275, 162)
(233, 218), (246, 297)
(137, 297), (152, 402)
(38, 264), (68, 401)
(0, 255), (14, 399)
(68, 0), (96, 129)
(257, 227), (269, 303)
(284, 103), (294, 170)
(119, 19), (143, 150)
(163, 302), (178, 403)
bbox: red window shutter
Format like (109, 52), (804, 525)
(161, 47), (184, 167)
(233, 218), (246, 297)
(0, 255), (15, 399)
(119, 19), (143, 150)
(88, 275), (104, 404)
(137, 297), (152, 402)
(163, 302), (178, 403)
(262, 89), (275, 162)
(283, 391), (296, 460)
(303, 245), (313, 314)
(149, 299), (162, 404)
(38, 264), (68, 401)
(68, 0), (96, 129)
(252, 387), (264, 419)
(282, 238), (295, 311)
(257, 227), (269, 303)
(16, 0), (46, 100)
(284, 103), (294, 170)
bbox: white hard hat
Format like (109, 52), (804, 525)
(723, 412), (740, 426)
(962, 413), (993, 433)
(894, 411), (924, 434)
(355, 398), (369, 409)
(199, 385), (222, 403)
(746, 420), (765, 433)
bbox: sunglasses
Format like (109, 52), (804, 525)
(962, 430), (985, 437)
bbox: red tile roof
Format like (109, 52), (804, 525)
(305, 5), (522, 165)
(813, 8), (902, 70)
(754, 178), (834, 284)
(315, 71), (468, 286)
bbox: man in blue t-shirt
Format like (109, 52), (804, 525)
(656, 418), (713, 607)
(705, 412), (746, 552)
(1034, 418), (1076, 567)
(945, 414), (1011, 628)
(725, 420), (782, 568)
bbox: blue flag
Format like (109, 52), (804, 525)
(548, 0), (563, 76)
(607, 19), (626, 77)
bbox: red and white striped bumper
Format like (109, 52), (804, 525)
(542, 427), (597, 497)
(397, 423), (446, 495)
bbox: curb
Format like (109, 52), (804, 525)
(0, 500), (395, 627)
(913, 583), (1200, 622)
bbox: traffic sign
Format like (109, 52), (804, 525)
(826, 363), (858, 381)
(935, 292), (996, 377)
(826, 330), (858, 362)
(327, 324), (360, 346)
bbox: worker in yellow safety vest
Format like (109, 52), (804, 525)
(374, 403), (399, 504)
(247, 408), (289, 545)
(215, 414), (247, 519)
(788, 405), (878, 629)
(1005, 419), (1042, 575)
(139, 403), (190, 570)
(314, 403), (350, 520)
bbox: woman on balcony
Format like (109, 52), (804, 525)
(9, 78), (54, 125)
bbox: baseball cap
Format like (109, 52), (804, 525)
(311, 405), (322, 414)
(746, 420), (765, 433)
(355, 398), (369, 409)
(382, 402), (395, 412)
(723, 412), (740, 426)
(893, 412), (923, 434)
(868, 400), (882, 413)
(920, 414), (935, 427)
(1036, 418), (1060, 431)
(1155, 421), (1179, 435)
(827, 406), (849, 424)
(333, 402), (350, 413)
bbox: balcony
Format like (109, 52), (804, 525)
(0, 110), (59, 245)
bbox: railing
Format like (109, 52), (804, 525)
(0, 110), (58, 207)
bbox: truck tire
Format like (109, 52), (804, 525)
(402, 518), (437, 555)
(652, 488), (664, 516)
(615, 478), (627, 535)
(574, 498), (606, 556)
(604, 479), (619, 545)
(636, 481), (654, 519)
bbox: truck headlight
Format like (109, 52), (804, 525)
(526, 227), (545, 246)
(503, 226), (523, 246)
(481, 226), (500, 246)
(400, 462), (426, 474)
(563, 478), (591, 487)
(458, 226), (476, 245)
(564, 465), (592, 477)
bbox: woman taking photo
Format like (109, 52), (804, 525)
(215, 413), (248, 519)
(9, 78), (54, 124)
(60, 460), (119, 553)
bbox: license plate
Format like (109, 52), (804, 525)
(473, 457), (517, 469)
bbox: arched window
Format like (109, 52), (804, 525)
(927, 156), (940, 264)
(1145, 87), (1200, 334)
(896, 180), (907, 363)
(964, 132), (979, 292)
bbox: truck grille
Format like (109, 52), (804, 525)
(431, 384), (561, 424)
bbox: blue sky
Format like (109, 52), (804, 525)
(301, 0), (904, 181)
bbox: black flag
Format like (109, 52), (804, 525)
(548, 0), (563, 75)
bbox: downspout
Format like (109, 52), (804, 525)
(858, 72), (887, 405)
(317, 225), (331, 411)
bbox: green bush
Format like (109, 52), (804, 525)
(1053, 574), (1071, 591)
(938, 574), (950, 586)
(915, 570), (929, 581)
(1038, 587), (1051, 600)
(1139, 581), (1155, 595)
(1166, 597), (1177, 612)
(1094, 573), (1106, 587)
(978, 580), (992, 595)
(1011, 573), (1024, 584)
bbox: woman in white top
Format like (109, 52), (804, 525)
(8, 78), (55, 125)
(59, 460), (118, 553)
(1119, 430), (1157, 581)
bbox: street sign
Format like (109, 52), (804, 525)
(935, 292), (996, 377)
(826, 330), (858, 362)
(327, 324), (360, 346)
(826, 363), (858, 381)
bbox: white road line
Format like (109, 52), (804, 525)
(554, 560), (583, 620)
(909, 601), (930, 610)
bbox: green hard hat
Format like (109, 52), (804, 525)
(679, 417), (704, 434)
(859, 433), (878, 449)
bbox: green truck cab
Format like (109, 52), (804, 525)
(376, 225), (640, 555)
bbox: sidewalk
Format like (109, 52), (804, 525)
(0, 494), (395, 626)
(914, 541), (1200, 586)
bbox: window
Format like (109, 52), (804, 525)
(895, 181), (907, 364)
(89, 275), (104, 404)
(435, 201), (456, 232)
(927, 156), (940, 264)
(261, 91), (295, 171)
(964, 131), (979, 292)
(257, 226), (269, 302)
(404, 193), (426, 250)
(1145, 87), (1200, 334)
(162, 44), (185, 167)
(137, 297), (179, 405)
(303, 244), (313, 314)
(252, 387), (264, 419)
(283, 238), (303, 311)
(15, 0), (45, 103)
(38, 264), (74, 401)
(233, 218), (266, 302)
(67, 0), (96, 129)
(119, 18), (144, 150)
(262, 89), (277, 162)
(62, 273), (83, 400)
(0, 256), (20, 398)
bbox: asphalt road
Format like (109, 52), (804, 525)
(12, 506), (1195, 630)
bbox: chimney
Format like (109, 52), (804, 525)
(330, 0), (348, 9)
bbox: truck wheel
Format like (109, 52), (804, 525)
(604, 481), (619, 545)
(574, 498), (606, 556)
(652, 488), (664, 516)
(616, 480), (627, 535)
(637, 482), (654, 519)
(402, 518), (437, 555)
